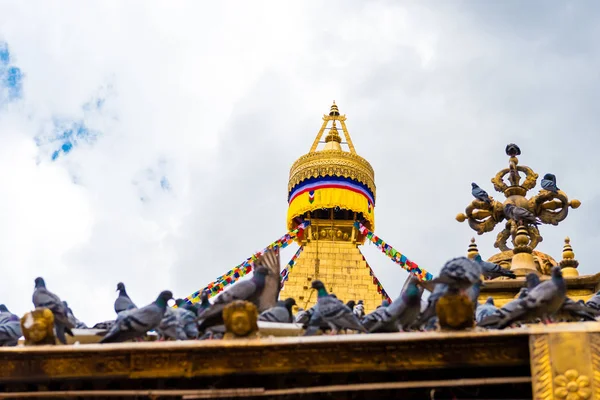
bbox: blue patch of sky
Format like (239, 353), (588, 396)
(0, 42), (24, 102)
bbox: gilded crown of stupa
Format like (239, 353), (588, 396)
(287, 101), (376, 232)
(456, 144), (581, 276)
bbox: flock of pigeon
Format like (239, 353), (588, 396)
(0, 147), (588, 345)
(1, 250), (596, 347)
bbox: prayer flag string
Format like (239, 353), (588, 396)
(184, 221), (310, 303)
(279, 246), (304, 289)
(354, 221), (433, 281)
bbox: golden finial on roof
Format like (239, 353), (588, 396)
(456, 143), (580, 258)
(329, 100), (340, 116)
(560, 236), (579, 277)
(467, 238), (479, 260)
(510, 224), (537, 276)
(324, 121), (342, 145)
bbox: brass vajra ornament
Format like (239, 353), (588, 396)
(21, 308), (56, 345)
(456, 144), (581, 252)
(222, 300), (260, 339)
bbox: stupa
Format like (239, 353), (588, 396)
(279, 102), (388, 312)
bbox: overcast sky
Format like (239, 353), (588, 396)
(0, 1), (599, 325)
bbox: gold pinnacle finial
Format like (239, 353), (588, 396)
(329, 101), (340, 117)
(560, 236), (579, 276)
(324, 121), (342, 144)
(467, 238), (479, 259)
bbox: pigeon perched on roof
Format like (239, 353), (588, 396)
(353, 300), (365, 319)
(556, 298), (597, 322)
(586, 291), (600, 312)
(541, 173), (559, 193)
(309, 280), (366, 334)
(478, 288), (529, 329)
(471, 183), (492, 204)
(177, 307), (199, 339)
(32, 277), (75, 344)
(114, 282), (137, 315)
(376, 300), (390, 309)
(475, 297), (498, 324)
(157, 307), (185, 341)
(526, 273), (541, 290)
(195, 291), (211, 318)
(362, 277), (422, 333)
(100, 290), (173, 343)
(503, 204), (541, 226)
(175, 298), (198, 316)
(505, 143), (521, 157)
(473, 254), (516, 280)
(63, 301), (87, 329)
(198, 266), (270, 331)
(492, 266), (566, 329)
(429, 257), (482, 293)
(0, 305), (21, 347)
(259, 298), (296, 323)
(294, 307), (311, 325)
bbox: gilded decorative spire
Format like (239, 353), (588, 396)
(467, 238), (479, 260)
(456, 144), (581, 276)
(509, 225), (537, 276)
(308, 102), (357, 154)
(329, 100), (340, 116)
(560, 236), (579, 277)
(323, 121), (342, 150)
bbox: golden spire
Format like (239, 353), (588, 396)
(467, 238), (479, 260)
(308, 101), (357, 154)
(560, 236), (579, 277)
(323, 121), (342, 151)
(510, 225), (537, 276)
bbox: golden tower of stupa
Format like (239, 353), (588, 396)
(279, 102), (386, 312)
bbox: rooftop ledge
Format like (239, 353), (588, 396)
(2, 322), (600, 382)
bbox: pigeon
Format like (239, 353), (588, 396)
(198, 266), (270, 331)
(258, 298), (296, 323)
(503, 204), (541, 226)
(473, 254), (516, 280)
(586, 291), (600, 312)
(345, 300), (356, 310)
(353, 300), (365, 318)
(541, 173), (559, 193)
(478, 288), (529, 328)
(309, 280), (366, 334)
(100, 290), (173, 343)
(176, 307), (199, 339)
(556, 298), (597, 322)
(199, 324), (225, 340)
(526, 273), (541, 290)
(303, 309), (325, 336)
(377, 300), (390, 309)
(475, 297), (498, 324)
(492, 266), (567, 328)
(63, 301), (87, 329)
(471, 183), (492, 204)
(114, 282), (137, 315)
(157, 307), (185, 341)
(362, 277), (422, 333)
(429, 257), (482, 293)
(0, 305), (22, 347)
(505, 143), (521, 157)
(294, 307), (311, 324)
(32, 277), (75, 344)
(175, 298), (198, 315)
(195, 291), (211, 318)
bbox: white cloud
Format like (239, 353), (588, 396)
(0, 1), (598, 324)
